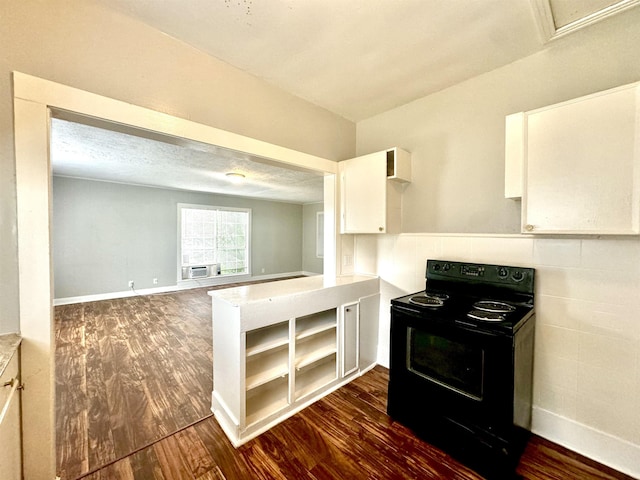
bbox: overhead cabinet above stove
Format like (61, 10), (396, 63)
(505, 81), (640, 235)
(339, 147), (411, 234)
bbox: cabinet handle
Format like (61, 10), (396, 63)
(345, 308), (351, 312)
(378, 227), (384, 232)
(524, 224), (534, 232)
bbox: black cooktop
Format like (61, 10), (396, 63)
(391, 288), (534, 335)
(391, 260), (536, 334)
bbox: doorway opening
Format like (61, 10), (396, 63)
(13, 72), (338, 478)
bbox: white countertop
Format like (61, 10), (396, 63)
(0, 333), (21, 377)
(208, 274), (378, 307)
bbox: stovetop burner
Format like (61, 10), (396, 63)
(472, 300), (516, 314)
(409, 294), (445, 307)
(467, 310), (506, 322)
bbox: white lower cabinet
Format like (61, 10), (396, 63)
(210, 275), (379, 447)
(341, 303), (359, 377)
(0, 350), (22, 480)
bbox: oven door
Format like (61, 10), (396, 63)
(388, 305), (515, 439)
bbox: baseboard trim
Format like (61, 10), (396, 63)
(532, 407), (640, 478)
(54, 271), (308, 305)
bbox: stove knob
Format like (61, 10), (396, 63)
(498, 267), (509, 278)
(433, 264), (441, 271)
(443, 263), (451, 271)
(512, 270), (524, 281)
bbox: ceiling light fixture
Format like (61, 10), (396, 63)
(225, 172), (246, 183)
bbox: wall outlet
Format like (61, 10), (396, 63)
(128, 280), (134, 288)
(153, 278), (158, 285)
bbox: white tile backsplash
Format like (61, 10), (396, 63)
(581, 238), (640, 273)
(413, 235), (442, 286)
(536, 324), (579, 360)
(534, 382), (577, 420)
(534, 352), (579, 391)
(471, 236), (533, 265)
(440, 236), (473, 261)
(356, 233), (640, 455)
(534, 238), (582, 267)
(535, 295), (581, 329)
(354, 235), (378, 275)
(578, 331), (636, 371)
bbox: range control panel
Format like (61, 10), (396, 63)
(427, 260), (534, 292)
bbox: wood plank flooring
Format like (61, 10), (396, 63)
(55, 278), (298, 479)
(56, 285), (634, 480)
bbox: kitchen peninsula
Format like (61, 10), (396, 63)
(208, 274), (380, 446)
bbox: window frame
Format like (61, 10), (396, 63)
(177, 203), (252, 282)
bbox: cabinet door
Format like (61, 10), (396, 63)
(340, 151), (387, 233)
(341, 303), (359, 377)
(524, 84), (640, 234)
(358, 293), (380, 371)
(0, 355), (22, 480)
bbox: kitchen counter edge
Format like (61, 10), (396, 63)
(207, 274), (379, 306)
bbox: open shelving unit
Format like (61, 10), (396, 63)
(245, 375), (289, 427)
(210, 275), (380, 447)
(294, 309), (337, 400)
(244, 321), (290, 425)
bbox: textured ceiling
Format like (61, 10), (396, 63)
(51, 119), (325, 204)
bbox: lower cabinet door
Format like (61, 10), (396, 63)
(0, 356), (22, 480)
(341, 303), (359, 377)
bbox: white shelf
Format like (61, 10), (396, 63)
(295, 355), (337, 400)
(296, 309), (336, 340)
(246, 376), (289, 426)
(245, 346), (288, 391)
(246, 321), (289, 357)
(295, 329), (336, 370)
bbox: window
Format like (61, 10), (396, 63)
(178, 204), (251, 277)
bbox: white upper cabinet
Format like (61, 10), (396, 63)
(505, 82), (640, 235)
(340, 148), (411, 234)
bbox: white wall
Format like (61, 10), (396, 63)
(53, 177), (306, 299)
(302, 202), (324, 274)
(0, 0), (354, 334)
(353, 8), (640, 477)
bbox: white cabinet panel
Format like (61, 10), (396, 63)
(340, 151), (387, 233)
(505, 112), (525, 199)
(340, 148), (411, 234)
(0, 352), (22, 480)
(358, 293), (380, 371)
(506, 81), (640, 234)
(341, 303), (359, 377)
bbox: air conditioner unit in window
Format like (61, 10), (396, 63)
(181, 264), (221, 280)
(189, 266), (209, 279)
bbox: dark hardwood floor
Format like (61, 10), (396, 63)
(56, 285), (634, 480)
